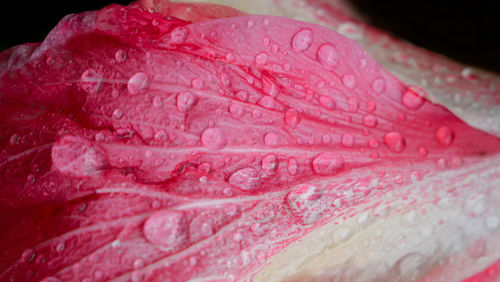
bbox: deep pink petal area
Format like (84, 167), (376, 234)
(0, 4), (499, 281)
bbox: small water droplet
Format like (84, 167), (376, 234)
(312, 152), (344, 175)
(115, 50), (127, 63)
(55, 242), (65, 253)
(366, 101), (377, 112)
(154, 129), (168, 141)
(262, 154), (279, 175)
(176, 92), (196, 112)
(435, 126), (454, 146)
(291, 28), (313, 52)
(316, 43), (340, 69)
(247, 19), (255, 28)
(383, 132), (406, 153)
(229, 104), (245, 119)
(134, 259), (145, 269)
(264, 133), (280, 147)
(341, 134), (355, 147)
(288, 158), (299, 175)
(170, 26), (189, 43)
(9, 134), (20, 145)
(402, 87), (426, 110)
(347, 98), (359, 112)
(258, 96), (276, 109)
(78, 203), (87, 212)
(191, 78), (204, 89)
(255, 52), (269, 66)
(235, 90), (249, 102)
(152, 96), (162, 108)
(128, 72), (150, 95)
(80, 69), (102, 93)
(318, 95), (335, 109)
(286, 184), (325, 224)
(418, 146), (428, 157)
(143, 210), (188, 253)
(228, 167), (262, 191)
(368, 138), (379, 148)
(284, 109), (300, 127)
(437, 158), (447, 168)
(342, 74), (357, 89)
(372, 78), (385, 94)
(233, 232), (244, 242)
(201, 128), (227, 150)
(112, 108), (123, 119)
(363, 115), (377, 127)
(21, 249), (36, 263)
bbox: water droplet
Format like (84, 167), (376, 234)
(9, 134), (20, 145)
(55, 242), (65, 253)
(383, 132), (406, 153)
(152, 96), (162, 108)
(366, 101), (377, 112)
(286, 184), (325, 224)
(258, 96), (276, 109)
(347, 98), (359, 112)
(284, 109), (300, 128)
(201, 128), (227, 150)
(291, 28), (313, 52)
(247, 19), (255, 28)
(418, 146), (428, 157)
(235, 90), (249, 102)
(21, 249), (36, 263)
(52, 136), (107, 177)
(437, 158), (447, 168)
(372, 78), (385, 94)
(255, 52), (269, 66)
(435, 126), (454, 146)
(342, 74), (357, 89)
(154, 129), (168, 141)
(363, 115), (377, 127)
(233, 232), (244, 242)
(80, 69), (102, 93)
(262, 154), (279, 175)
(316, 43), (340, 69)
(264, 133), (280, 147)
(191, 78), (204, 89)
(262, 18), (270, 25)
(143, 210), (188, 253)
(228, 167), (262, 191)
(402, 87), (426, 110)
(312, 152), (344, 175)
(288, 158), (299, 175)
(189, 257), (198, 266)
(170, 27), (189, 43)
(78, 203), (87, 212)
(112, 108), (123, 119)
(368, 138), (379, 148)
(229, 104), (245, 119)
(115, 50), (127, 63)
(128, 72), (150, 95)
(341, 134), (355, 147)
(176, 92), (196, 112)
(318, 95), (335, 109)
(133, 259), (145, 269)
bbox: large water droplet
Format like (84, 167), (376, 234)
(402, 87), (426, 110)
(316, 43), (340, 69)
(383, 132), (406, 153)
(312, 152), (344, 175)
(128, 72), (150, 95)
(51, 136), (107, 177)
(228, 167), (262, 191)
(176, 92), (196, 112)
(284, 109), (300, 128)
(80, 69), (102, 93)
(170, 26), (189, 43)
(341, 134), (355, 147)
(286, 184), (325, 224)
(264, 133), (280, 147)
(262, 154), (279, 175)
(291, 28), (313, 52)
(201, 128), (227, 150)
(143, 210), (188, 253)
(435, 126), (454, 146)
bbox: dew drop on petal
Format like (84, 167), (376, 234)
(262, 154), (279, 175)
(318, 95), (336, 109)
(435, 126), (454, 146)
(402, 87), (426, 110)
(229, 167), (262, 191)
(284, 109), (300, 128)
(115, 50), (127, 63)
(383, 132), (406, 153)
(255, 52), (269, 66)
(342, 74), (357, 89)
(264, 133), (280, 147)
(341, 134), (355, 148)
(170, 27), (189, 43)
(176, 92), (196, 112)
(143, 210), (188, 253)
(312, 152), (344, 175)
(229, 104), (245, 119)
(372, 78), (385, 94)
(288, 158), (299, 175)
(201, 128), (227, 150)
(291, 28), (313, 52)
(128, 72), (150, 95)
(316, 43), (340, 69)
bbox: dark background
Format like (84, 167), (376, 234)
(0, 0), (498, 73)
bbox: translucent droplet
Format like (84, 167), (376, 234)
(262, 154), (279, 175)
(291, 28), (313, 52)
(418, 146), (428, 157)
(286, 184), (325, 224)
(55, 242), (65, 253)
(115, 50), (127, 63)
(21, 249), (36, 263)
(170, 27), (189, 43)
(264, 133), (279, 147)
(152, 96), (162, 108)
(127, 72), (150, 95)
(435, 126), (454, 146)
(228, 167), (262, 191)
(258, 96), (276, 109)
(191, 78), (204, 89)
(368, 138), (379, 148)
(312, 152), (344, 175)
(112, 109), (123, 119)
(52, 136), (107, 177)
(347, 98), (359, 112)
(363, 115), (377, 127)
(201, 128), (227, 150)
(143, 210), (188, 253)
(80, 69), (102, 93)
(154, 129), (168, 141)
(133, 259), (145, 269)
(284, 109), (300, 128)
(383, 132), (406, 153)
(9, 134), (20, 145)
(255, 52), (269, 66)
(342, 74), (357, 89)
(176, 92), (195, 112)
(372, 78), (385, 94)
(229, 104), (245, 119)
(318, 95), (335, 109)
(247, 19), (255, 28)
(235, 90), (249, 102)
(402, 87), (426, 110)
(316, 43), (340, 69)
(341, 134), (355, 147)
(288, 158), (299, 175)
